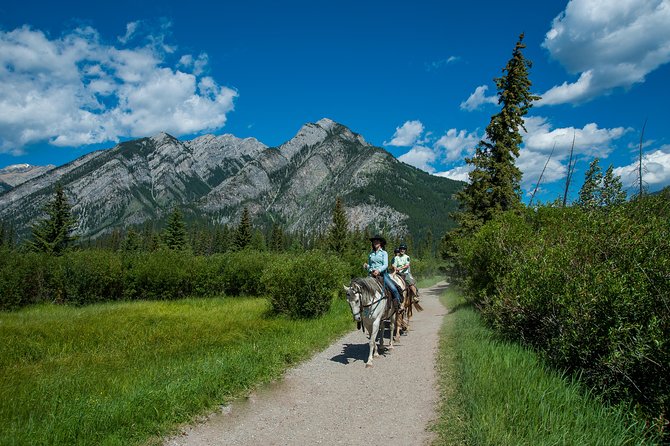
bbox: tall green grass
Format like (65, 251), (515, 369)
(433, 289), (658, 445)
(0, 296), (352, 445)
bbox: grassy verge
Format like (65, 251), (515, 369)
(433, 289), (657, 445)
(0, 296), (352, 446)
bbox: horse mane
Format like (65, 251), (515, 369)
(352, 277), (382, 300)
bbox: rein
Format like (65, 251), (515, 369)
(352, 281), (386, 317)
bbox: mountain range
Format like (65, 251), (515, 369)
(0, 118), (464, 240)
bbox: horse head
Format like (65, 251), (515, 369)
(343, 282), (361, 322)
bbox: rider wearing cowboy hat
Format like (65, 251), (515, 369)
(363, 235), (403, 310)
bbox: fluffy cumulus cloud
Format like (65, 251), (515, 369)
(434, 128), (480, 161)
(435, 165), (472, 182)
(398, 145), (437, 173)
(388, 119), (481, 178)
(0, 24), (237, 153)
(519, 116), (628, 187)
(385, 120), (425, 146)
(460, 85), (498, 111)
(540, 0), (670, 105)
(614, 144), (670, 188)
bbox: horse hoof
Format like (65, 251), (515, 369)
(387, 345), (394, 350)
(365, 363), (373, 368)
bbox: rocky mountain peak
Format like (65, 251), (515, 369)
(279, 118), (370, 159)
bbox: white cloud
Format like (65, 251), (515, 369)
(118, 21), (139, 44)
(460, 85), (498, 111)
(0, 24), (237, 154)
(434, 128), (480, 161)
(614, 144), (670, 188)
(385, 120), (424, 146)
(398, 145), (436, 172)
(425, 56), (460, 71)
(539, 0), (670, 105)
(435, 165), (472, 182)
(519, 115), (629, 187)
(523, 116), (629, 157)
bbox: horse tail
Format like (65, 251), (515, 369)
(413, 301), (424, 312)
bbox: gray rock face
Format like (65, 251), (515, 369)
(0, 119), (463, 239)
(0, 164), (56, 188)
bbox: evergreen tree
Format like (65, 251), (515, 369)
(28, 183), (78, 255)
(270, 223), (285, 252)
(122, 228), (142, 252)
(601, 165), (627, 207)
(455, 34), (540, 231)
(233, 207), (253, 250)
(250, 228), (267, 251)
(420, 228), (434, 259)
(578, 159), (603, 210)
(328, 197), (349, 254)
(164, 206), (187, 250)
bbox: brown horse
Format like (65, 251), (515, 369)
(388, 270), (423, 338)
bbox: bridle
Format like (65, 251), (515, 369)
(348, 282), (385, 318)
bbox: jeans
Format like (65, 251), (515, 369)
(383, 273), (402, 306)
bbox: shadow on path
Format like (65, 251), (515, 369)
(329, 343), (368, 365)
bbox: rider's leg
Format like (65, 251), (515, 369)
(383, 273), (402, 308)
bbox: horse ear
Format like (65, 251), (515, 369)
(343, 285), (350, 292)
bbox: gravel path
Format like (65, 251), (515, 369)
(165, 281), (449, 446)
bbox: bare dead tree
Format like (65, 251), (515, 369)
(529, 142), (556, 207)
(638, 118), (648, 199)
(562, 132), (576, 207)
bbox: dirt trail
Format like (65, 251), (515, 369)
(165, 282), (449, 446)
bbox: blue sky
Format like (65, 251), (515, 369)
(1, 0), (669, 203)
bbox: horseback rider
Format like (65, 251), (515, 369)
(393, 244), (419, 302)
(363, 235), (403, 310)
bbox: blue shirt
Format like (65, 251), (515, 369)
(367, 249), (388, 274)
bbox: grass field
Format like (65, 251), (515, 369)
(433, 289), (658, 446)
(0, 296), (353, 446)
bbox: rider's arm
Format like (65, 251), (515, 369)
(379, 251), (388, 273)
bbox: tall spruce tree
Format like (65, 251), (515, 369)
(122, 228), (142, 252)
(578, 158), (603, 210)
(164, 206), (187, 250)
(233, 207), (253, 250)
(455, 34), (540, 231)
(328, 197), (349, 254)
(270, 223), (285, 252)
(28, 183), (77, 255)
(601, 165), (627, 207)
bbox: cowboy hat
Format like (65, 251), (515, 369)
(369, 234), (386, 246)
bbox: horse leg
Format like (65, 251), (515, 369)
(388, 313), (395, 350)
(366, 319), (380, 367)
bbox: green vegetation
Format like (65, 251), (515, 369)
(434, 289), (657, 445)
(0, 249), (348, 318)
(450, 191), (670, 438)
(28, 182), (78, 255)
(0, 296), (353, 446)
(454, 34), (539, 233)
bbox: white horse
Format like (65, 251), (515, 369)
(343, 277), (397, 368)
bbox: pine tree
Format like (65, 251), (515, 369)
(122, 228), (142, 252)
(233, 207), (253, 250)
(328, 197), (349, 254)
(578, 159), (603, 211)
(455, 34), (540, 231)
(601, 165), (627, 207)
(164, 206), (187, 250)
(270, 223), (285, 252)
(28, 183), (78, 255)
(250, 229), (267, 251)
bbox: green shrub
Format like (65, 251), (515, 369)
(263, 251), (348, 318)
(58, 251), (124, 304)
(452, 194), (670, 437)
(219, 251), (274, 296)
(0, 250), (54, 309)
